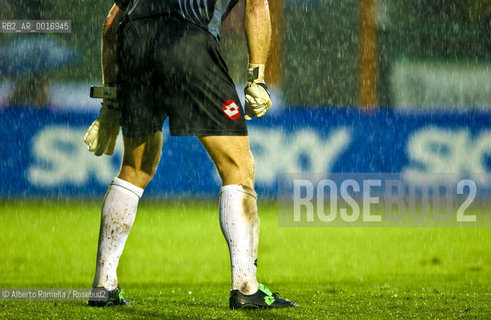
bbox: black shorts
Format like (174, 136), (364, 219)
(116, 17), (248, 137)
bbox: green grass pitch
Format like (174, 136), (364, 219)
(0, 200), (490, 319)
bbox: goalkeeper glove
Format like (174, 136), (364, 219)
(244, 63), (272, 120)
(83, 87), (120, 156)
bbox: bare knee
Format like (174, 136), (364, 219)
(219, 151), (255, 188)
(118, 166), (155, 189)
(118, 132), (162, 189)
(245, 152), (255, 185)
(198, 135), (255, 188)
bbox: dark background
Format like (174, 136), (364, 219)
(1, 0), (489, 106)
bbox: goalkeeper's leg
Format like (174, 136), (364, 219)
(92, 132), (162, 293)
(199, 136), (259, 294)
(199, 135), (295, 309)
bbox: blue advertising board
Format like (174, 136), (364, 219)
(1, 106), (490, 199)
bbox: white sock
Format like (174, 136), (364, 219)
(219, 184), (260, 294)
(92, 177), (143, 290)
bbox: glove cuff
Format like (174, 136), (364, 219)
(247, 63), (266, 83)
(102, 100), (118, 111)
(101, 85), (118, 110)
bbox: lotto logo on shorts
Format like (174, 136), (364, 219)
(222, 100), (240, 120)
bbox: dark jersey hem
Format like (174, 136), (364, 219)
(170, 129), (248, 137)
(122, 127), (162, 138)
(122, 128), (248, 138)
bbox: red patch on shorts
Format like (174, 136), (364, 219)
(222, 99), (240, 120)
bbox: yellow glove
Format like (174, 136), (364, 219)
(83, 88), (120, 156)
(244, 64), (272, 120)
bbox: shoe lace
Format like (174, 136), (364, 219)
(118, 289), (125, 302)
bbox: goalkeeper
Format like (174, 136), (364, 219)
(85, 0), (296, 310)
